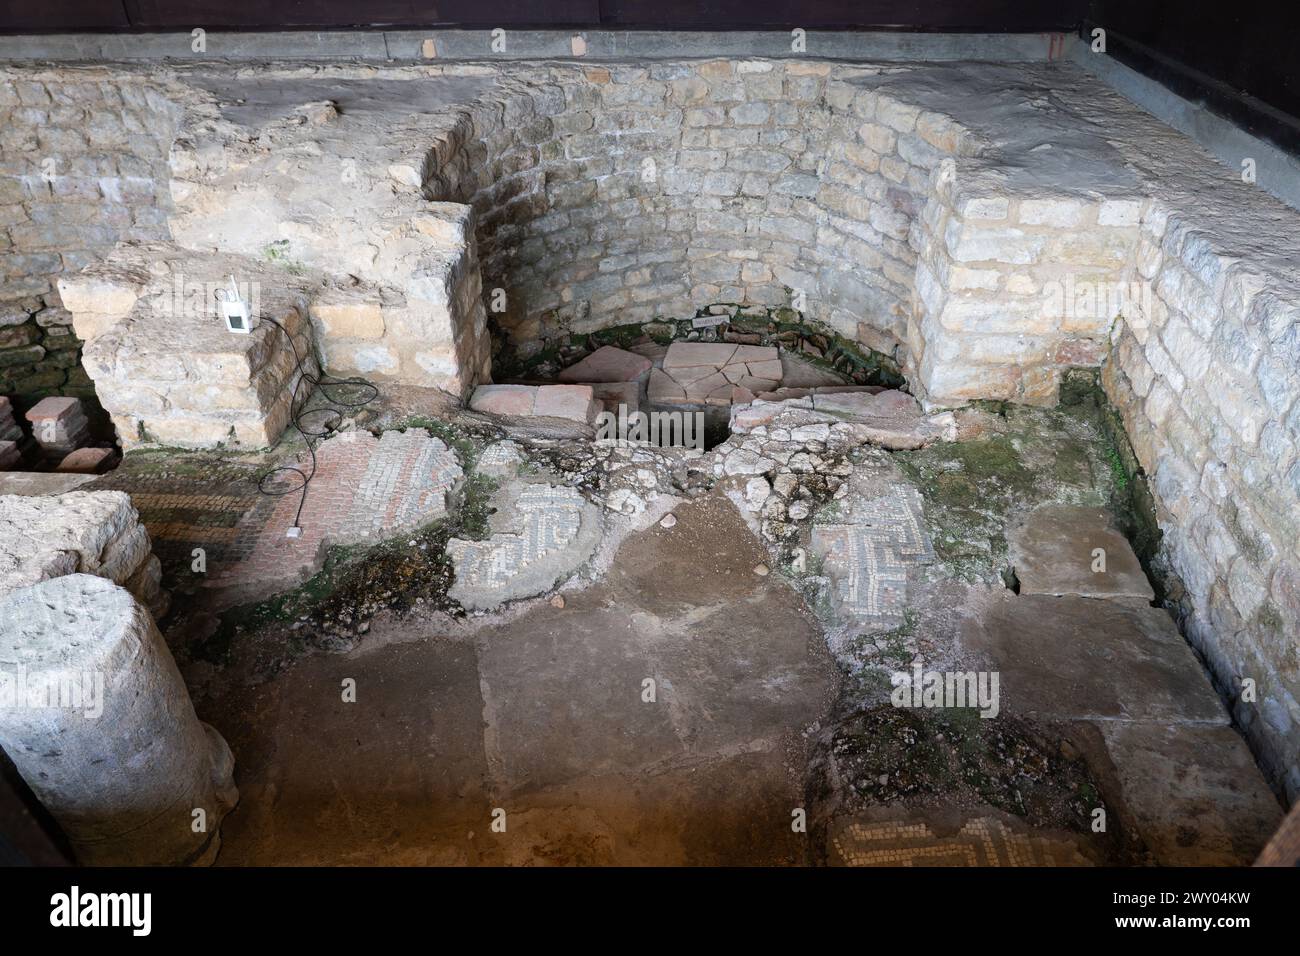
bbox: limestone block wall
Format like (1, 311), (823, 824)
(61, 243), (321, 450)
(0, 69), (180, 401)
(0, 489), (168, 619)
(1104, 202), (1300, 802)
(164, 91), (491, 397)
(910, 182), (1145, 405)
(431, 61), (981, 364)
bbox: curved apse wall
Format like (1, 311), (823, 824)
(423, 60), (981, 365)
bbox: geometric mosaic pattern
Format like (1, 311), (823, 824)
(337, 430), (461, 541)
(812, 486), (933, 631)
(447, 484), (585, 594)
(207, 428), (461, 598)
(831, 817), (1093, 867)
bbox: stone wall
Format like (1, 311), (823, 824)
(163, 83), (492, 397)
(62, 243), (322, 450)
(0, 489), (168, 619)
(431, 61), (980, 365)
(1104, 201), (1300, 802)
(910, 187), (1145, 404)
(0, 69), (180, 404)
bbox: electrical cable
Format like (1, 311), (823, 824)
(253, 314), (379, 529)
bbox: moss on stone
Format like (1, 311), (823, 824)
(894, 401), (1117, 583)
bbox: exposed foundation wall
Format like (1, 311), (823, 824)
(1104, 204), (1300, 802)
(431, 61), (978, 363)
(163, 88), (491, 397)
(0, 70), (179, 403)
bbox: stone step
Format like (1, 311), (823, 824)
(959, 590), (1227, 725)
(1009, 504), (1154, 602)
(1100, 722), (1282, 865)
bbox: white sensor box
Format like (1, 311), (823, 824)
(218, 276), (255, 334)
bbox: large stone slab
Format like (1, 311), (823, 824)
(467, 383), (599, 424)
(0, 472), (96, 496)
(1100, 722), (1281, 866)
(663, 342), (739, 368)
(468, 384), (535, 416)
(1009, 504), (1153, 601)
(214, 638), (490, 866)
(533, 384), (600, 424)
(557, 345), (652, 383)
(959, 591), (1228, 724)
(812, 389), (920, 419)
(730, 389), (954, 450)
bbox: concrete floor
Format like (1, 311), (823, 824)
(209, 494), (839, 865)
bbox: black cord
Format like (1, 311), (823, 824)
(254, 314), (379, 528)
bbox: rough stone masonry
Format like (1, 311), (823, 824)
(1, 53), (1298, 801)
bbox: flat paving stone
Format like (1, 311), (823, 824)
(780, 351), (851, 389)
(491, 749), (808, 865)
(556, 345), (652, 383)
(533, 384), (600, 424)
(214, 639), (492, 865)
(1099, 722), (1282, 866)
(468, 384), (536, 416)
(475, 602), (684, 792)
(648, 604), (835, 754)
(1009, 504), (1154, 601)
(812, 388), (919, 418)
(959, 591), (1228, 725)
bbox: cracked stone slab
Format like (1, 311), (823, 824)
(448, 481), (603, 610)
(653, 342), (784, 407)
(959, 591), (1228, 725)
(1009, 504), (1154, 602)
